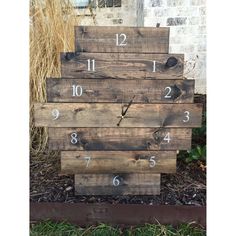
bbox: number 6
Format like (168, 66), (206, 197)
(112, 175), (120, 186)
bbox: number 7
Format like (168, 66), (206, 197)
(84, 156), (91, 168)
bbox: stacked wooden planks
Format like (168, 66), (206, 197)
(34, 26), (202, 195)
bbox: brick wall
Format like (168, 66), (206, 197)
(144, 0), (206, 94)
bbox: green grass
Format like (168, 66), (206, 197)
(30, 221), (206, 236)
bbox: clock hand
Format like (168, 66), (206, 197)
(117, 95), (135, 126)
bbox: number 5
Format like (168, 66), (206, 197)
(149, 156), (156, 168)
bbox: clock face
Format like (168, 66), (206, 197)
(33, 26), (203, 196)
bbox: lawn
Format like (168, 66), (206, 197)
(30, 221), (206, 236)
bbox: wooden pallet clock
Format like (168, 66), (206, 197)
(34, 26), (202, 195)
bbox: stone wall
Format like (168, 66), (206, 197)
(76, 0), (144, 26)
(144, 0), (206, 93)
(75, 0), (206, 94)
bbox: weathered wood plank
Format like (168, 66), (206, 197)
(74, 174), (160, 195)
(47, 78), (194, 103)
(75, 26), (169, 53)
(34, 103), (202, 127)
(61, 52), (184, 79)
(48, 128), (192, 151)
(61, 151), (176, 174)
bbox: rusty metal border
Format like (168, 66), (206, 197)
(30, 203), (206, 227)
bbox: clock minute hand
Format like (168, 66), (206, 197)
(117, 95), (135, 126)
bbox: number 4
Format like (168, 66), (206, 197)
(163, 132), (171, 143)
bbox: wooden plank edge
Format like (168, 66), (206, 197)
(30, 202), (206, 228)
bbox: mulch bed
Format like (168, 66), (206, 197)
(30, 94), (206, 206)
(30, 153), (206, 205)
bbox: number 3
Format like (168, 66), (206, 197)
(183, 111), (190, 123)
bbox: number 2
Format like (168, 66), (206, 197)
(116, 33), (127, 46)
(183, 111), (190, 123)
(164, 86), (172, 98)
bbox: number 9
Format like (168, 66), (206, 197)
(51, 109), (60, 120)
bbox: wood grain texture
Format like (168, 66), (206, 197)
(48, 128), (192, 151)
(61, 52), (184, 79)
(34, 103), (202, 127)
(74, 174), (160, 195)
(75, 26), (169, 53)
(47, 78), (194, 103)
(61, 151), (176, 174)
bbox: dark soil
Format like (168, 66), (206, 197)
(30, 94), (206, 206)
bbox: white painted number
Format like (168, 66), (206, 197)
(149, 156), (156, 168)
(163, 132), (171, 143)
(70, 132), (78, 144)
(84, 156), (91, 168)
(152, 61), (157, 72)
(72, 85), (83, 97)
(116, 33), (127, 46)
(164, 86), (172, 98)
(183, 111), (190, 123)
(51, 109), (60, 120)
(112, 175), (120, 186)
(87, 59), (95, 71)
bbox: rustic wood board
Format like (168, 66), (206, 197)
(47, 78), (194, 103)
(75, 26), (169, 53)
(61, 52), (184, 79)
(34, 103), (202, 127)
(74, 174), (161, 195)
(61, 151), (176, 174)
(48, 128), (192, 151)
